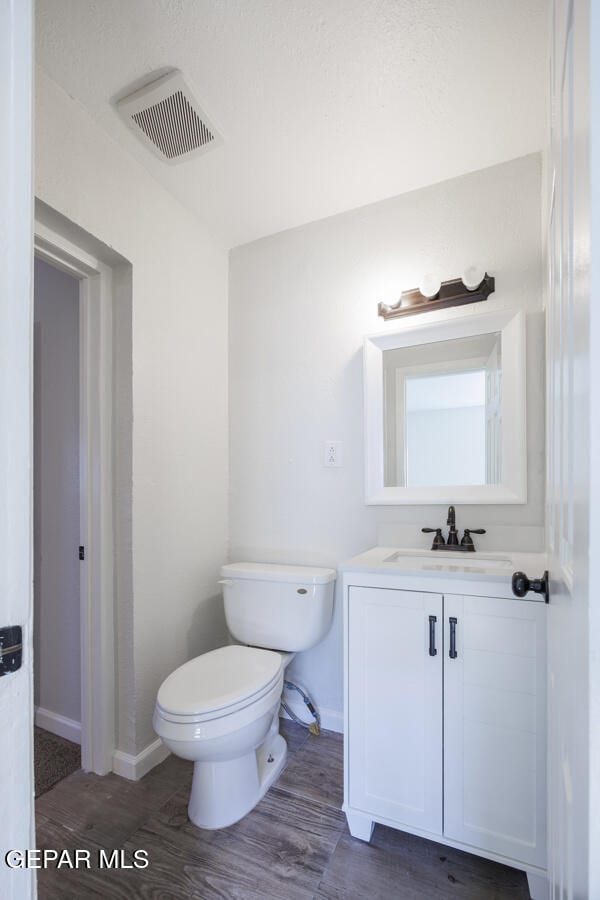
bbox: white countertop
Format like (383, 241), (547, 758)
(340, 545), (547, 587)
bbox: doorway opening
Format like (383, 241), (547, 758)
(33, 203), (132, 781)
(33, 257), (82, 795)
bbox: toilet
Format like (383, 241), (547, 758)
(153, 562), (336, 830)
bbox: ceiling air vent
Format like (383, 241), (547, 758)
(116, 70), (222, 164)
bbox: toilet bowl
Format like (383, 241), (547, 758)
(153, 562), (336, 829)
(153, 644), (288, 829)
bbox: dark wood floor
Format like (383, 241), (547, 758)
(35, 721), (531, 899)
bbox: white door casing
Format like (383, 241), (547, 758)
(0, 2), (35, 898)
(34, 220), (116, 777)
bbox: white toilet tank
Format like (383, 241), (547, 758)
(220, 562), (336, 652)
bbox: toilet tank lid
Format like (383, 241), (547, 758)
(221, 562), (336, 585)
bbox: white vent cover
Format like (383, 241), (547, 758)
(116, 71), (222, 163)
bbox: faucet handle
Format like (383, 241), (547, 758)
(422, 527), (445, 549)
(460, 528), (486, 550)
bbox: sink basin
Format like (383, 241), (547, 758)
(383, 549), (513, 570)
(340, 545), (547, 585)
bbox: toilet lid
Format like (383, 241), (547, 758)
(156, 645), (282, 718)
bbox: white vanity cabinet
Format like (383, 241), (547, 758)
(347, 587), (443, 834)
(442, 593), (546, 867)
(342, 551), (548, 900)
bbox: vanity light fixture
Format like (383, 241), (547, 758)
(378, 271), (495, 320)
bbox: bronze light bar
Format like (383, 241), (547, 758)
(378, 272), (495, 320)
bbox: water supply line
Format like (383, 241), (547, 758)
(281, 680), (321, 735)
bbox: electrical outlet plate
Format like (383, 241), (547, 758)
(324, 441), (343, 467)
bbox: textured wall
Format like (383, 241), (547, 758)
(33, 258), (81, 725)
(229, 154), (545, 727)
(35, 68), (230, 754)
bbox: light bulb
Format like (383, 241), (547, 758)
(462, 266), (485, 292)
(419, 274), (441, 299)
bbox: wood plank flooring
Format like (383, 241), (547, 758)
(35, 720), (531, 899)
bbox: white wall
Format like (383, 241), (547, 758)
(33, 257), (81, 727)
(229, 154), (544, 727)
(35, 68), (230, 754)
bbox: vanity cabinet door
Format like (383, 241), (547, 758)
(443, 594), (546, 868)
(348, 587), (443, 834)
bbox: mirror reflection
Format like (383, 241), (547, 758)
(383, 333), (502, 488)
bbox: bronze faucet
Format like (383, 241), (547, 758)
(422, 506), (486, 552)
(446, 505), (459, 545)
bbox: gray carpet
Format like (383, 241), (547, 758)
(34, 726), (81, 798)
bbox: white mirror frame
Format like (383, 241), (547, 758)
(364, 308), (527, 505)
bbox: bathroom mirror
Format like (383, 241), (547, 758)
(383, 332), (502, 488)
(364, 309), (526, 504)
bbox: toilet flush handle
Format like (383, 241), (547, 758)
(218, 579), (233, 586)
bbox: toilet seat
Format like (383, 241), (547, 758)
(154, 670), (283, 748)
(155, 644), (283, 725)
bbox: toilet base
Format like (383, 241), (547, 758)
(187, 724), (287, 829)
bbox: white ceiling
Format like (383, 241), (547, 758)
(36, 0), (547, 248)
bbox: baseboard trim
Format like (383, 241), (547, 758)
(112, 739), (170, 782)
(35, 707), (81, 745)
(280, 706), (343, 735)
